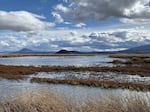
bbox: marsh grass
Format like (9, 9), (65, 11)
(0, 64), (150, 80)
(31, 78), (150, 91)
(0, 91), (150, 112)
(109, 54), (150, 59)
(111, 58), (150, 65)
(109, 54), (150, 65)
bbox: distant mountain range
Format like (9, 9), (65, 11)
(13, 48), (54, 54)
(14, 48), (34, 53)
(11, 44), (150, 54)
(119, 44), (150, 54)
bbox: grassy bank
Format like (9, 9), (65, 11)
(110, 59), (150, 65)
(31, 78), (150, 91)
(109, 54), (150, 59)
(0, 91), (149, 112)
(110, 56), (150, 65)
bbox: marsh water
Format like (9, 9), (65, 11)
(0, 55), (114, 66)
(0, 79), (149, 102)
(30, 72), (150, 84)
(0, 55), (150, 101)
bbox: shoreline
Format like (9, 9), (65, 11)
(0, 53), (149, 58)
(0, 53), (104, 58)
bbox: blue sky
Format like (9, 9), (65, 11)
(0, 0), (150, 52)
(0, 0), (58, 22)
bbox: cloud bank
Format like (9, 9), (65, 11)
(0, 29), (149, 51)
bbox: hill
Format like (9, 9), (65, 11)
(56, 49), (80, 54)
(120, 44), (150, 54)
(14, 48), (34, 53)
(13, 48), (53, 54)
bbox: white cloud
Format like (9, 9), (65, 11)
(60, 0), (150, 24)
(74, 23), (86, 28)
(55, 4), (69, 13)
(52, 12), (64, 23)
(0, 10), (55, 32)
(64, 22), (71, 24)
(0, 41), (9, 47)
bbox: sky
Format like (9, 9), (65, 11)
(0, 0), (150, 52)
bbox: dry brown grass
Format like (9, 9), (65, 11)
(109, 54), (150, 59)
(0, 91), (149, 112)
(110, 58), (150, 65)
(0, 91), (69, 112)
(109, 54), (150, 65)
